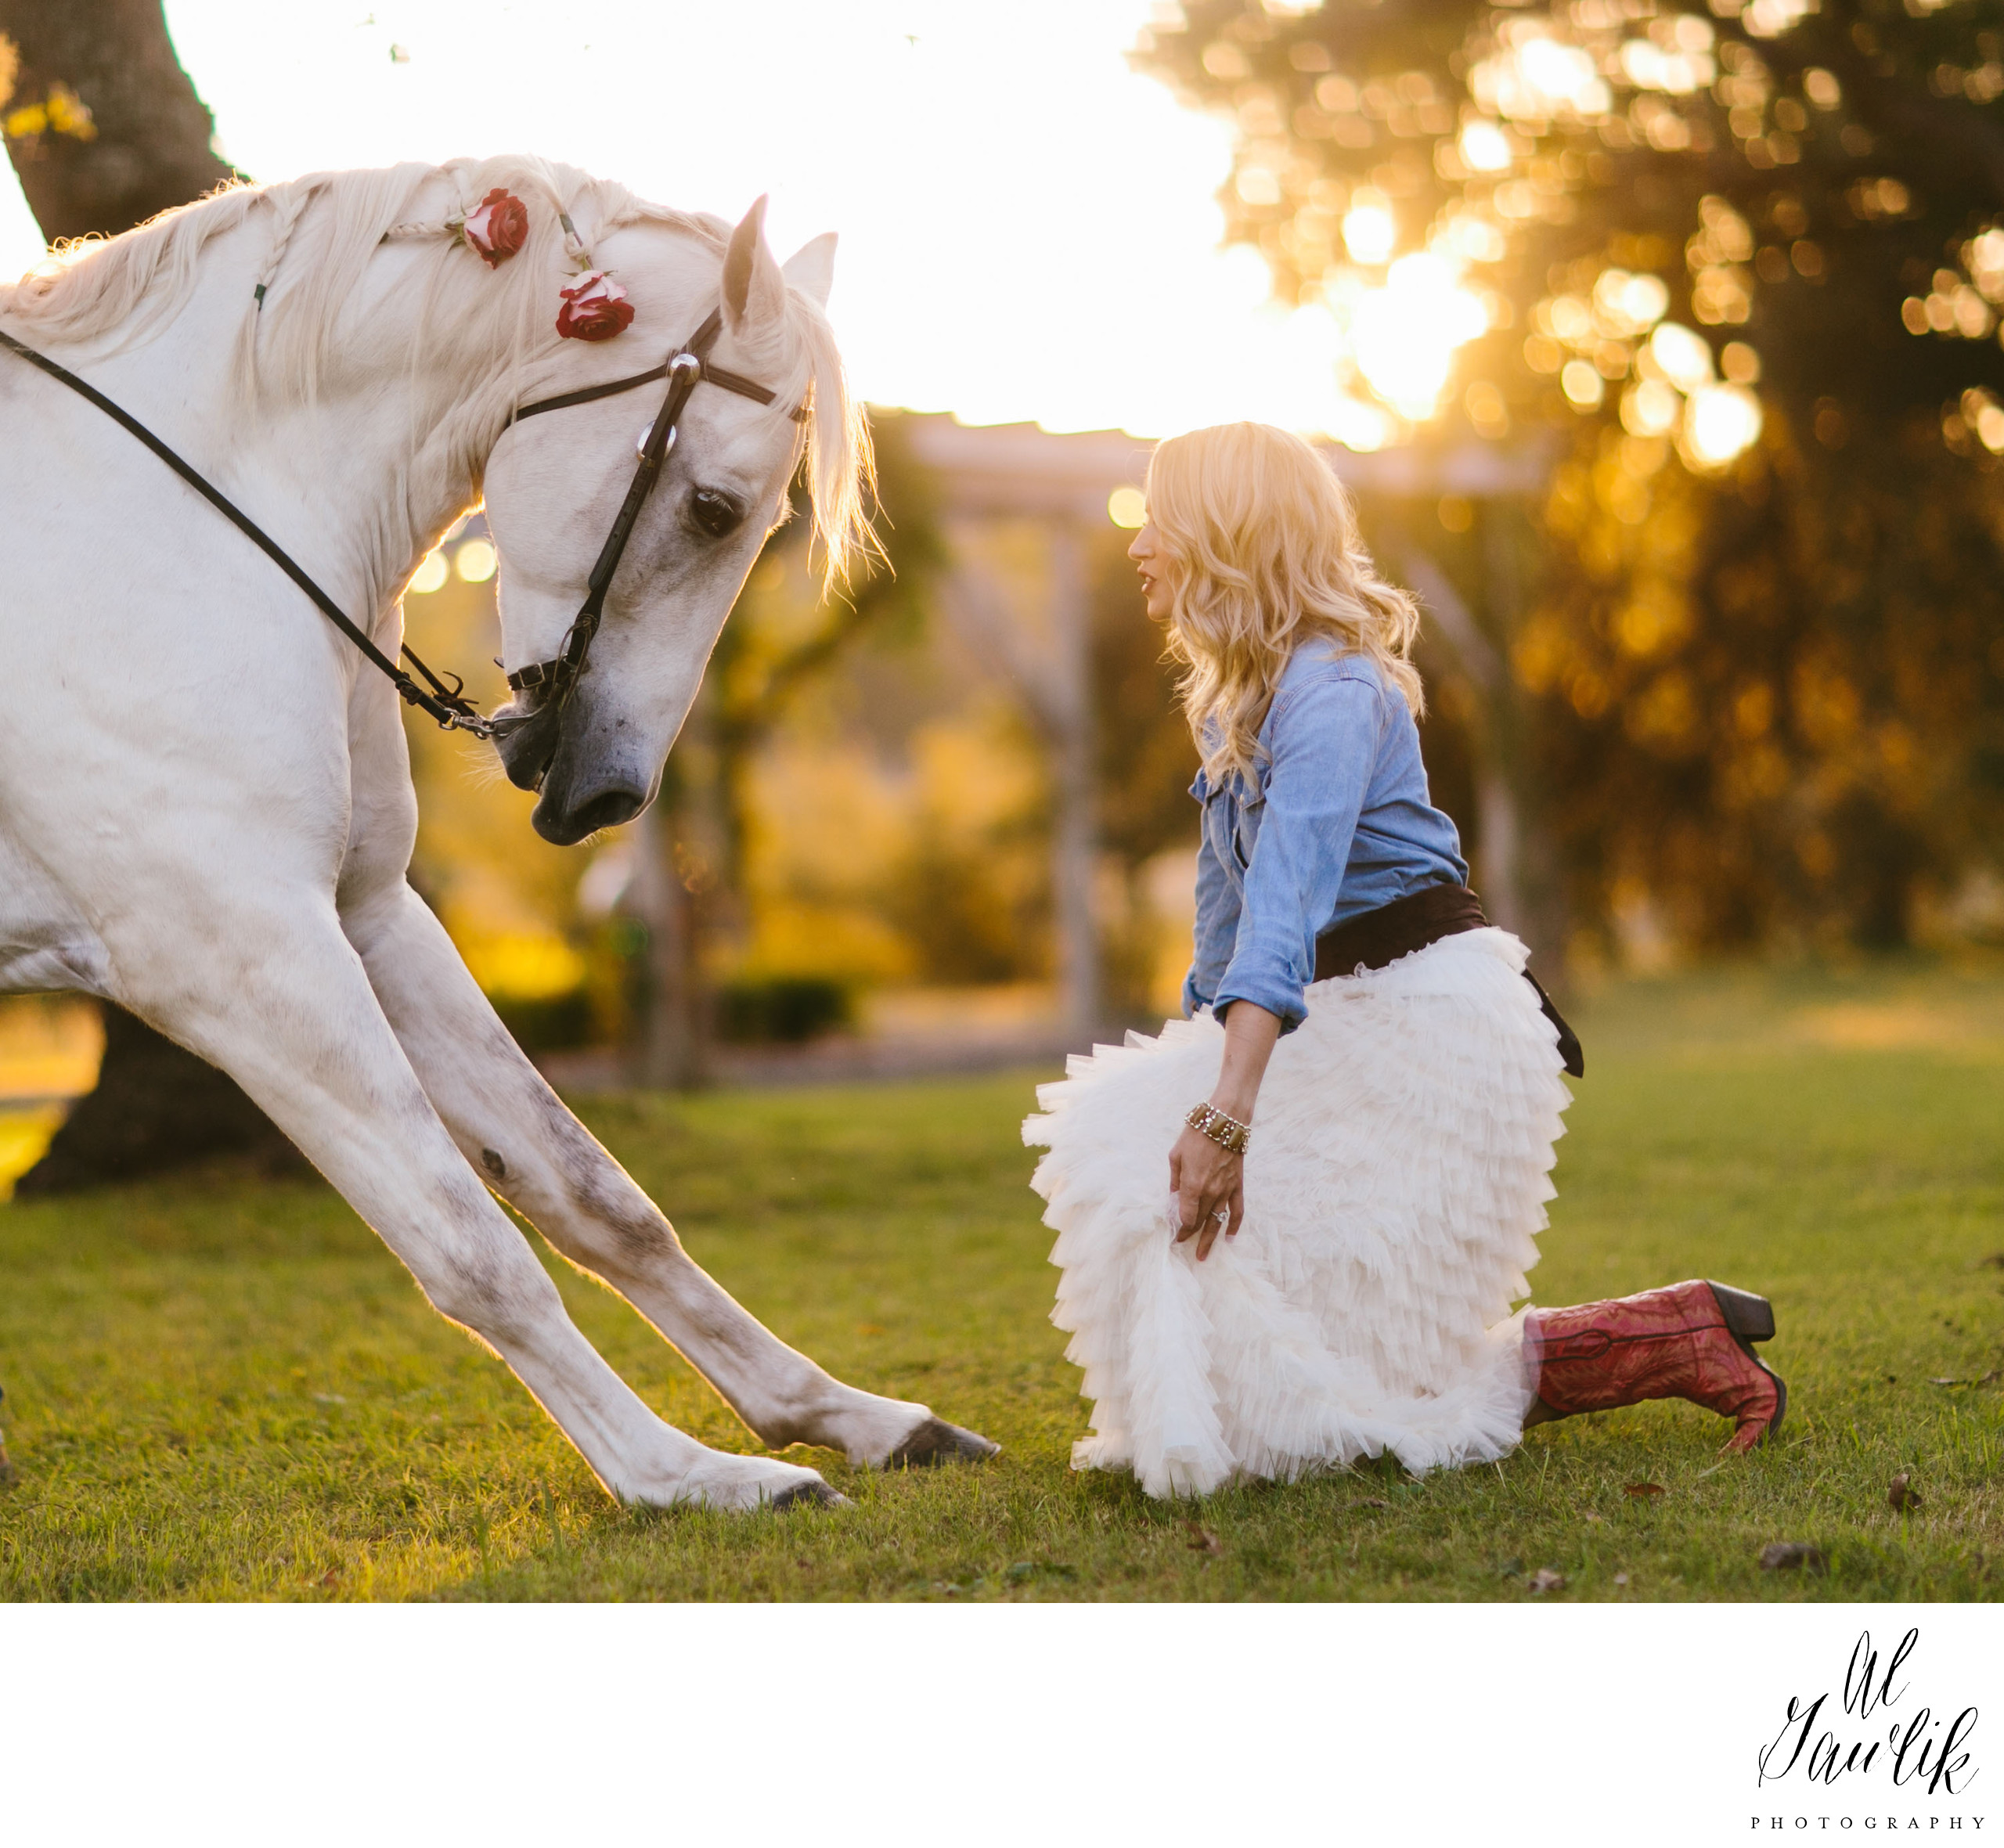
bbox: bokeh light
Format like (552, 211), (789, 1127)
(1682, 381), (1764, 467)
(408, 549), (449, 595)
(1561, 359), (1605, 409)
(1457, 120), (1513, 174)
(1107, 486), (1147, 528)
(1621, 380), (1680, 438)
(1347, 254), (1489, 420)
(1472, 29), (1611, 121)
(1342, 201), (1397, 266)
(1593, 269), (1671, 337)
(455, 539), (497, 583)
(1649, 322), (1715, 392)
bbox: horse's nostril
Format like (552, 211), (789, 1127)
(567, 787), (647, 836)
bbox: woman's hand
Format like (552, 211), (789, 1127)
(1169, 999), (1281, 1263)
(1170, 1124), (1242, 1261)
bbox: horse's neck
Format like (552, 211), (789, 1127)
(99, 224), (482, 620)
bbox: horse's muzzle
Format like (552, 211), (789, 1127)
(491, 696), (563, 794)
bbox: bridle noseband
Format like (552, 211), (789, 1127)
(0, 301), (795, 744)
(499, 304), (803, 715)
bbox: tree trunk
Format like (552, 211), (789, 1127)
(5, 1), (298, 1193)
(633, 791), (706, 1090)
(0, 0), (235, 243)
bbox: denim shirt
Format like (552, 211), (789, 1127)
(1182, 643), (1468, 1033)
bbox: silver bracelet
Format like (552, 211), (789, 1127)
(1186, 1101), (1251, 1155)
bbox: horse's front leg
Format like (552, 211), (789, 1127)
(344, 881), (997, 1469)
(140, 899), (838, 1512)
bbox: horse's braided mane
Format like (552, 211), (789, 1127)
(0, 157), (874, 589)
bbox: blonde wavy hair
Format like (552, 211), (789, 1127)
(1148, 422), (1423, 787)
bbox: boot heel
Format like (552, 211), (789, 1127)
(1707, 1282), (1775, 1345)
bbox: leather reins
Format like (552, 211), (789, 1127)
(0, 305), (795, 741)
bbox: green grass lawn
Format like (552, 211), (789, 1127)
(2, 962), (2002, 1601)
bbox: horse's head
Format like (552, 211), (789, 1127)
(481, 197), (855, 845)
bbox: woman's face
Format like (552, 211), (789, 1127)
(1127, 519), (1175, 621)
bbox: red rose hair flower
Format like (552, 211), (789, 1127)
(460, 188), (528, 268)
(556, 270), (635, 342)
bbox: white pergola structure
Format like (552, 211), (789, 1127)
(902, 413), (1556, 1036)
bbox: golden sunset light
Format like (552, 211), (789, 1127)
(0, 0), (1519, 448)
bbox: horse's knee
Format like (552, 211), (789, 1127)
(415, 1231), (561, 1346)
(528, 1092), (686, 1274)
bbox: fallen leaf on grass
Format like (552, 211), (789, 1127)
(1583, 1511), (1602, 1523)
(1613, 1572), (1631, 1587)
(1184, 1522), (1224, 1556)
(1357, 1497), (1390, 1510)
(1623, 1482), (1667, 1500)
(1888, 1473), (1922, 1512)
(1928, 1373), (2000, 1389)
(1759, 1542), (1827, 1572)
(1528, 1568), (1566, 1594)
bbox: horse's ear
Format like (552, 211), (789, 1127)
(722, 195), (786, 334)
(780, 233), (838, 309)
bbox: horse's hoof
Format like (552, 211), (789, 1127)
(887, 1416), (1000, 1469)
(770, 1479), (850, 1511)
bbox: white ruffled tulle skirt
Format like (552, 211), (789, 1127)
(1023, 927), (1572, 1500)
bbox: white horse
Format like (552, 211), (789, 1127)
(0, 157), (995, 1509)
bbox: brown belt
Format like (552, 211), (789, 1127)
(1313, 883), (1584, 1078)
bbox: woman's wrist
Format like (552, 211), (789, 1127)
(1207, 1088), (1256, 1125)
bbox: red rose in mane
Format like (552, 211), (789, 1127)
(555, 270), (635, 342)
(460, 188), (528, 268)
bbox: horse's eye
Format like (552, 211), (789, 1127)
(688, 488), (744, 539)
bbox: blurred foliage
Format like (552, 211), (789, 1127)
(1093, 526), (1201, 874)
(1137, 0), (2004, 952)
(714, 975), (853, 1045)
(712, 410), (947, 898)
(733, 479), (1202, 1009)
(879, 704), (1054, 986)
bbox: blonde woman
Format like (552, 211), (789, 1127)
(1023, 423), (1783, 1500)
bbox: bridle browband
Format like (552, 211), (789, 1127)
(0, 302), (794, 743)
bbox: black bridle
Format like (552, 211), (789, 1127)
(501, 304), (801, 712)
(0, 303), (793, 742)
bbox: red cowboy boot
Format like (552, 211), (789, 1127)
(1525, 1281), (1786, 1454)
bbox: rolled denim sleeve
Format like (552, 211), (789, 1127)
(1213, 672), (1388, 1032)
(1182, 812), (1240, 1018)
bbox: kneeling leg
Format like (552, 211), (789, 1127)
(348, 884), (996, 1468)
(137, 906), (838, 1510)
